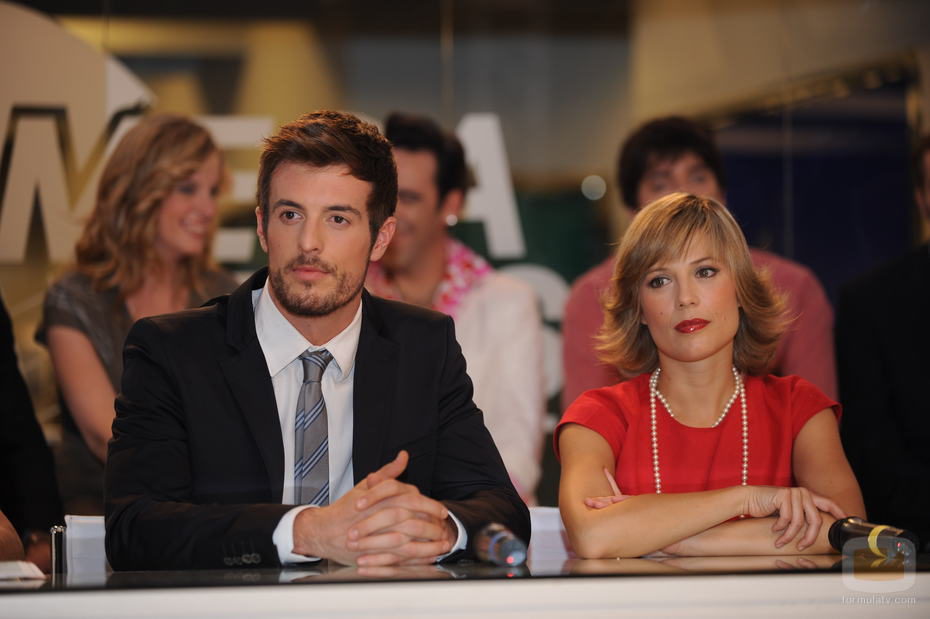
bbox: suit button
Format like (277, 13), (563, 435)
(242, 554), (252, 564)
(224, 557), (233, 566)
(251, 553), (261, 563)
(232, 557), (242, 566)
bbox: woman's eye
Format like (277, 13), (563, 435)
(177, 182), (196, 195)
(696, 266), (718, 278)
(647, 276), (669, 289)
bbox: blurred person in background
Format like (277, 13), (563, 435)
(36, 114), (238, 515)
(835, 134), (930, 549)
(366, 113), (546, 503)
(1, 293), (62, 571)
(562, 117), (836, 409)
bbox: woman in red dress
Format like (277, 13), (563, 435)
(557, 193), (864, 558)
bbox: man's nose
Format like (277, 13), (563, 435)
(298, 219), (323, 253)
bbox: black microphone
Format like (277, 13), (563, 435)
(475, 523), (527, 566)
(828, 517), (919, 558)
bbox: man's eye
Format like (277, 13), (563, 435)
(332, 215), (347, 225)
(281, 210), (299, 221)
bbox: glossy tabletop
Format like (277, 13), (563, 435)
(3, 553), (928, 618)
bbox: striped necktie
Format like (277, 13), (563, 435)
(295, 349), (333, 505)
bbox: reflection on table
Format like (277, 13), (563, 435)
(1, 550), (923, 592)
(3, 553), (928, 619)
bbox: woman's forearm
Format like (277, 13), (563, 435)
(565, 486), (749, 558)
(80, 425), (112, 463)
(668, 515), (837, 556)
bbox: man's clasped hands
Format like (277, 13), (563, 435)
(292, 451), (458, 566)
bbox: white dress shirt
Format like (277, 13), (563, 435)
(252, 282), (465, 563)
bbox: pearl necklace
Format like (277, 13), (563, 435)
(654, 366), (741, 428)
(648, 367), (749, 495)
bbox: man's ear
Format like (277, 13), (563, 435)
(255, 207), (268, 253)
(439, 189), (464, 224)
(370, 216), (396, 262)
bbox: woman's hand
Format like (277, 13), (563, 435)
(584, 468), (633, 510)
(743, 486), (846, 551)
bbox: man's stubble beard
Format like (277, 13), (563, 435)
(269, 255), (369, 317)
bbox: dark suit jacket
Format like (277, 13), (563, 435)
(0, 293), (63, 537)
(105, 268), (529, 570)
(836, 244), (929, 548)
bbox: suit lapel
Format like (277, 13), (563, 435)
(352, 292), (399, 482)
(219, 269), (285, 502)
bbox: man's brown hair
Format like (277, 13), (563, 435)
(257, 110), (397, 240)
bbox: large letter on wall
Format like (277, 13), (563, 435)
(0, 117), (80, 263)
(457, 114), (525, 260)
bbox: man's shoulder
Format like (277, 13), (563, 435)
(140, 268), (261, 341)
(841, 244), (929, 304)
(135, 296), (230, 343)
(364, 293), (450, 331)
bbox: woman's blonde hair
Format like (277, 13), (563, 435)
(74, 114), (220, 296)
(597, 193), (788, 376)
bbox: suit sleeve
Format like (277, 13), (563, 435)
(0, 295), (63, 536)
(430, 316), (531, 558)
(105, 318), (291, 570)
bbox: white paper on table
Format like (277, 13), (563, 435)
(0, 561), (45, 580)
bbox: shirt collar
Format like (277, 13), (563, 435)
(252, 279), (362, 382)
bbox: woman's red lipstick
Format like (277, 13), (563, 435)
(675, 319), (709, 333)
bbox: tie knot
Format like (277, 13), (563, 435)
(299, 349), (333, 384)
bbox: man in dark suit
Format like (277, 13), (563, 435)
(1, 293), (63, 570)
(836, 133), (930, 550)
(105, 110), (529, 570)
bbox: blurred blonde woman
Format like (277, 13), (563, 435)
(557, 193), (864, 558)
(37, 114), (237, 514)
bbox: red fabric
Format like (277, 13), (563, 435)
(556, 374), (839, 495)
